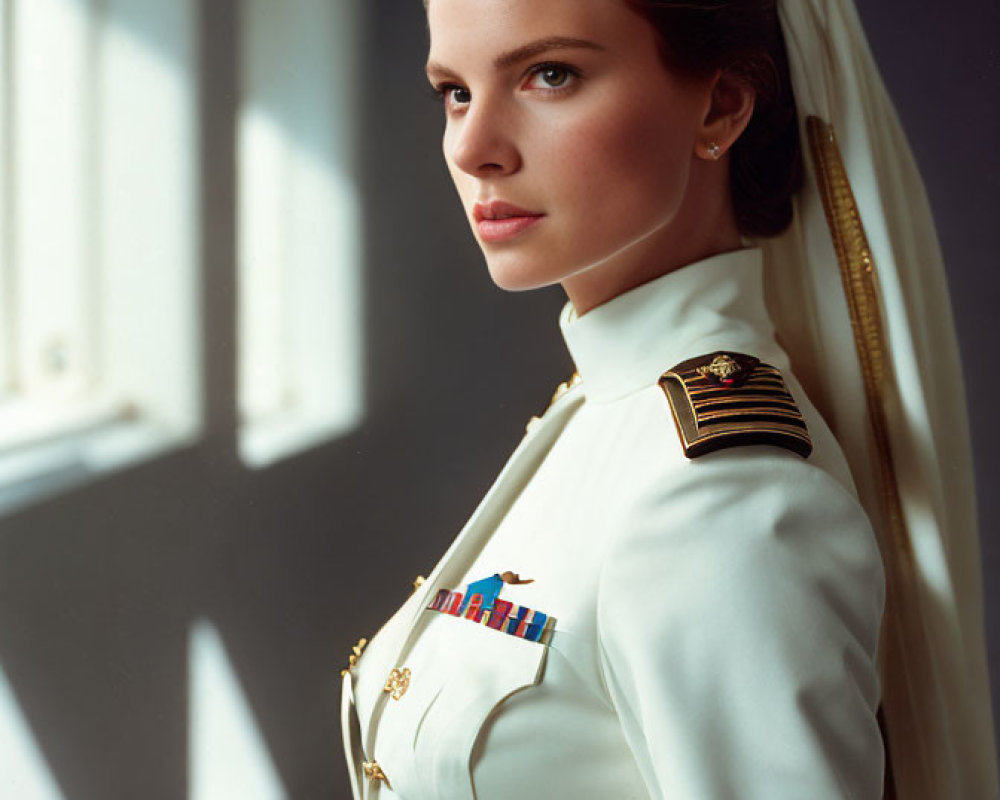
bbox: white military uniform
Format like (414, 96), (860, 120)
(341, 246), (887, 800)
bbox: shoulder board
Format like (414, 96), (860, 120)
(659, 351), (813, 459)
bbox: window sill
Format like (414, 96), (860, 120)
(0, 412), (197, 519)
(239, 407), (360, 469)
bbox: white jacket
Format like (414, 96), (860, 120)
(341, 247), (886, 800)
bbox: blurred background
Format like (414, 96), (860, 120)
(0, 0), (996, 797)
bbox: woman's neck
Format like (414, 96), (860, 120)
(561, 159), (743, 316)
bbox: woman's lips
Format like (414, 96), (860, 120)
(473, 200), (545, 244)
(477, 215), (544, 243)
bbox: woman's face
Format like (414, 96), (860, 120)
(425, 0), (738, 312)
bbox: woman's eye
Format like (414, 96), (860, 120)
(436, 84), (471, 108)
(524, 64), (577, 91)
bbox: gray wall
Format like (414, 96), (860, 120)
(0, 1), (995, 798)
(859, 0), (1000, 764)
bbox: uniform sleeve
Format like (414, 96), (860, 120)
(596, 447), (886, 800)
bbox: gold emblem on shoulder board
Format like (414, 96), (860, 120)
(698, 354), (739, 381)
(695, 353), (757, 386)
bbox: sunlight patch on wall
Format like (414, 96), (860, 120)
(237, 0), (362, 468)
(0, 663), (65, 800)
(188, 621), (286, 800)
(0, 0), (199, 517)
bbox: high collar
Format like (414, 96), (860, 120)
(559, 247), (776, 403)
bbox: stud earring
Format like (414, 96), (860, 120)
(706, 141), (723, 160)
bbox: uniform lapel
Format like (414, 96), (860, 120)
(384, 388), (583, 673)
(341, 672), (364, 800)
(346, 387), (584, 789)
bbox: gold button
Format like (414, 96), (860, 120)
(412, 575), (426, 593)
(340, 637), (368, 678)
(362, 760), (391, 788)
(383, 667), (411, 700)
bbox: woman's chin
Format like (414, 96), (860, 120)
(482, 253), (562, 292)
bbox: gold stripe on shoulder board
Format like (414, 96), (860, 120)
(659, 351), (812, 459)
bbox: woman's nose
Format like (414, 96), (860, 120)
(447, 99), (521, 178)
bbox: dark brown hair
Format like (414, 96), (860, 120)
(625, 0), (803, 237)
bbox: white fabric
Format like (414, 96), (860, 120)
(342, 248), (886, 799)
(764, 1), (998, 797)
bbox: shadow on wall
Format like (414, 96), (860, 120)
(0, 0), (570, 798)
(3, 620), (284, 799)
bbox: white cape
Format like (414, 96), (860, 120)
(762, 1), (998, 797)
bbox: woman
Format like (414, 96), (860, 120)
(341, 1), (999, 798)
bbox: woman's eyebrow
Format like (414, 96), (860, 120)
(492, 36), (606, 69)
(426, 36), (606, 79)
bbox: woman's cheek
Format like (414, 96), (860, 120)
(561, 121), (688, 255)
(571, 99), (688, 198)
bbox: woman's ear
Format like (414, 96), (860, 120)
(695, 69), (756, 161)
